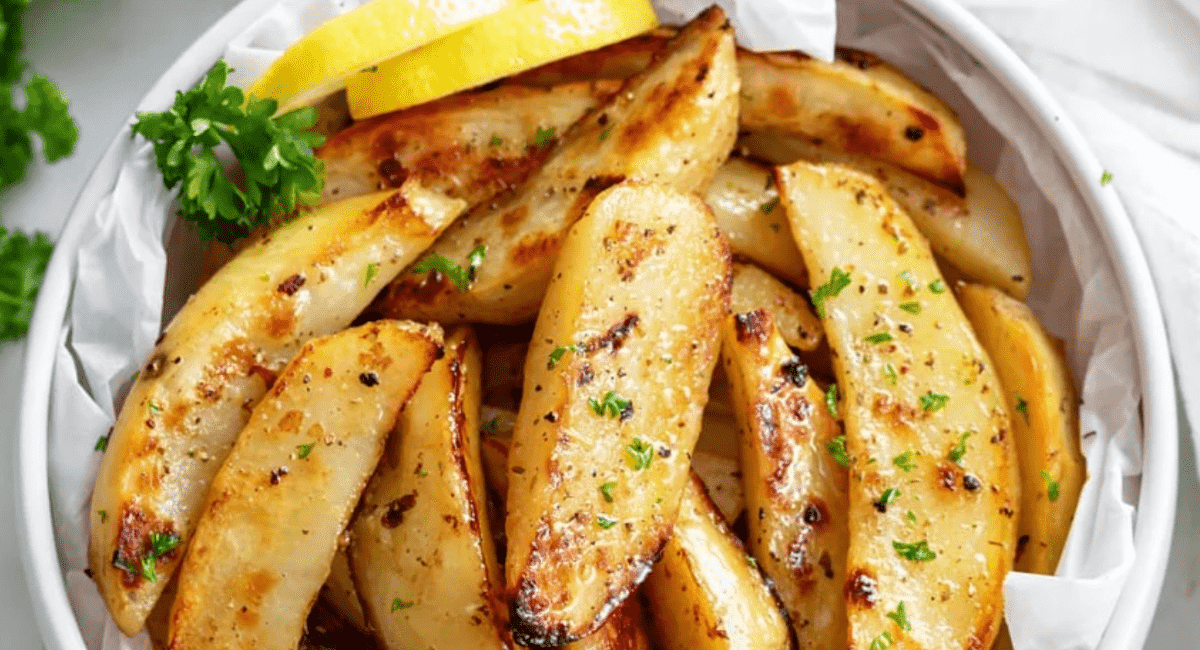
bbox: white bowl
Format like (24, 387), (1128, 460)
(16, 1), (1177, 649)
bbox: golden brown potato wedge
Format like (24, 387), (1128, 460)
(505, 182), (730, 645)
(721, 309), (848, 650)
(562, 597), (655, 650)
(510, 28), (673, 86)
(167, 321), (443, 650)
(740, 49), (967, 192)
(350, 327), (509, 650)
(643, 474), (793, 650)
(372, 7), (739, 324)
(318, 81), (619, 204)
(88, 184), (465, 635)
(691, 451), (744, 524)
(731, 261), (823, 352)
(777, 161), (1019, 650)
(321, 549), (368, 634)
(706, 157), (808, 287)
(741, 132), (1032, 299)
(956, 283), (1085, 575)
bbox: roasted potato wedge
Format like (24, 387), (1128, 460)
(318, 81), (619, 204)
(373, 7), (739, 324)
(740, 49), (966, 191)
(350, 327), (508, 649)
(721, 309), (848, 650)
(505, 182), (730, 645)
(777, 162), (1018, 650)
(741, 132), (1032, 299)
(562, 597), (654, 650)
(643, 474), (793, 650)
(731, 261), (823, 351)
(167, 321), (443, 650)
(88, 184), (465, 635)
(321, 549), (368, 634)
(706, 157), (808, 287)
(691, 451), (744, 524)
(510, 28), (672, 86)
(956, 283), (1085, 574)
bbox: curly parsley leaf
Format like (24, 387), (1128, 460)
(132, 60), (325, 244)
(0, 226), (53, 341)
(625, 438), (653, 470)
(23, 74), (77, 162)
(591, 390), (632, 420)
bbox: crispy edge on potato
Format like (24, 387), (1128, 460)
(167, 320), (444, 650)
(739, 48), (967, 192)
(731, 261), (823, 352)
(89, 184), (465, 636)
(350, 327), (509, 649)
(504, 182), (731, 646)
(643, 474), (795, 650)
(317, 80), (620, 204)
(956, 283), (1085, 574)
(721, 309), (848, 650)
(776, 161), (1018, 650)
(372, 7), (739, 325)
(741, 133), (1032, 299)
(509, 27), (674, 86)
(706, 157), (809, 288)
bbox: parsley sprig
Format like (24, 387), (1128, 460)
(0, 226), (52, 341)
(411, 244), (487, 292)
(132, 60), (325, 244)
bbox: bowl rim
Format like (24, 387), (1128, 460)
(16, 1), (1178, 649)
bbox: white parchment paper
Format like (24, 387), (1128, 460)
(47, 1), (1143, 649)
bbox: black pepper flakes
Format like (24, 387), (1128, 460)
(359, 372), (379, 387)
(277, 274), (306, 295)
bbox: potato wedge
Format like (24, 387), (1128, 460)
(318, 81), (619, 204)
(167, 321), (443, 650)
(740, 49), (966, 191)
(350, 327), (508, 650)
(643, 474), (793, 650)
(956, 283), (1085, 575)
(510, 28), (672, 86)
(321, 549), (368, 634)
(563, 597), (654, 650)
(777, 162), (1018, 650)
(720, 309), (848, 650)
(691, 451), (744, 524)
(505, 182), (730, 645)
(731, 261), (823, 352)
(372, 7), (739, 324)
(89, 184), (465, 635)
(741, 132), (1032, 299)
(706, 158), (808, 287)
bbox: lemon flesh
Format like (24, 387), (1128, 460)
(345, 0), (659, 119)
(250, 0), (525, 113)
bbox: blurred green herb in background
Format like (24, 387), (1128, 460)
(1, 0), (79, 341)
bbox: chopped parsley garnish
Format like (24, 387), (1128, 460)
(1100, 170), (1113, 186)
(812, 267), (852, 319)
(364, 262), (380, 286)
(296, 442), (315, 459)
(548, 344), (581, 369)
(905, 510), (917, 523)
(1015, 396), (1030, 424)
(600, 481), (617, 503)
(886, 601), (911, 631)
(625, 438), (653, 470)
(596, 514), (618, 529)
(747, 555), (758, 568)
(662, 355), (672, 363)
(98, 510), (107, 523)
(148, 400), (161, 416)
(481, 418), (499, 434)
(893, 540), (936, 561)
(600, 124), (615, 141)
(138, 556), (157, 583)
(1042, 470), (1060, 502)
(948, 431), (972, 464)
(892, 451), (917, 472)
(826, 435), (851, 468)
(825, 383), (839, 417)
(878, 488), (901, 508)
(590, 390), (631, 419)
(899, 270), (919, 291)
(391, 598), (414, 612)
(866, 332), (893, 344)
(534, 125), (556, 148)
(150, 532), (180, 557)
(919, 391), (949, 412)
(870, 631), (895, 650)
(928, 279), (946, 294)
(95, 435), (109, 452)
(899, 301), (921, 315)
(489, 134), (503, 146)
(884, 364), (898, 385)
(411, 245), (486, 292)
(132, 60), (324, 244)
(759, 196), (780, 214)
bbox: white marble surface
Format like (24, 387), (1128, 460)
(3, 1), (1194, 648)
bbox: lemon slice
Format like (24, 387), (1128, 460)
(249, 0), (527, 113)
(345, 0), (660, 119)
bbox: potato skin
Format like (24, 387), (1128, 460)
(956, 283), (1085, 575)
(777, 162), (1018, 650)
(88, 184), (465, 635)
(642, 474), (794, 650)
(167, 321), (443, 650)
(350, 327), (510, 650)
(504, 182), (731, 646)
(373, 7), (739, 325)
